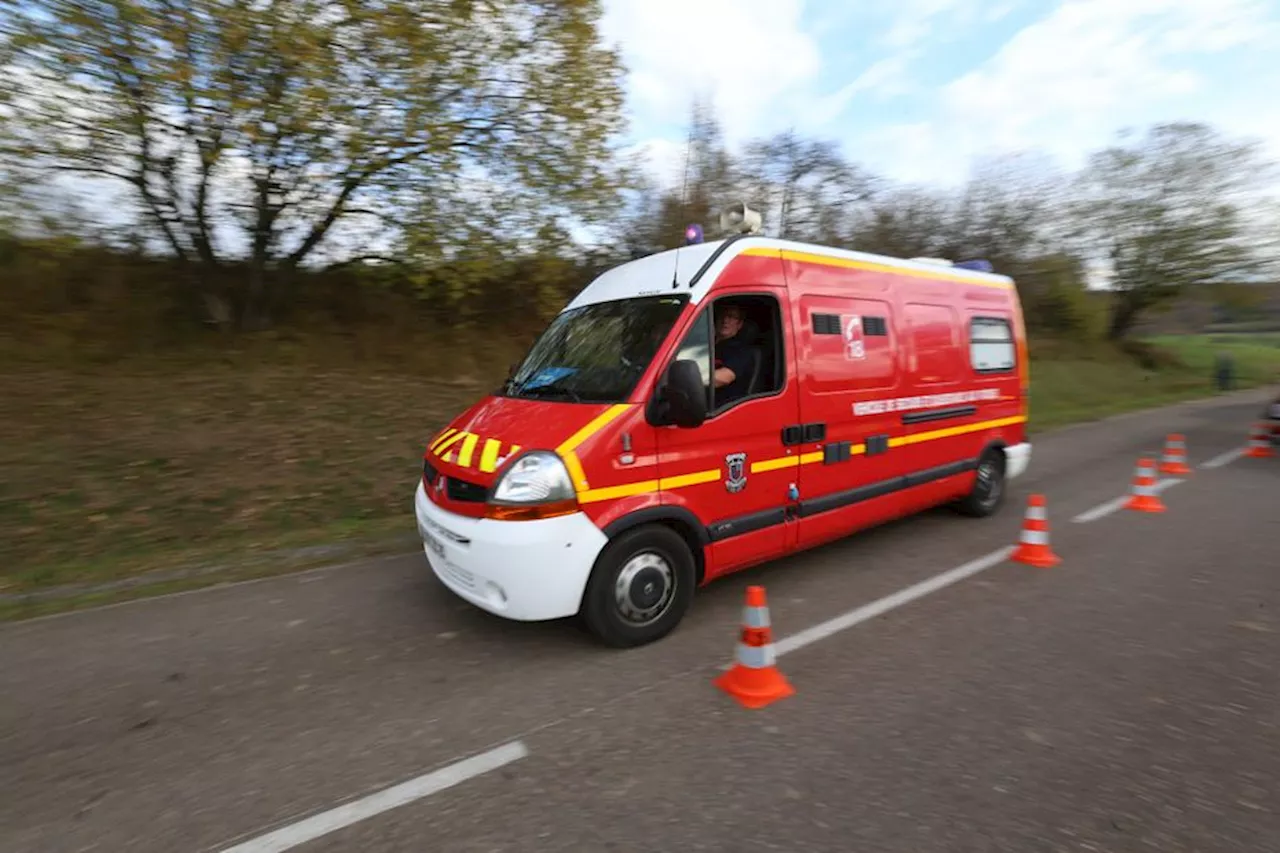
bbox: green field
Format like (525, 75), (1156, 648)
(1029, 333), (1280, 430)
(2, 332), (1277, 618)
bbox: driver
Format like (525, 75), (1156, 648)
(712, 303), (753, 409)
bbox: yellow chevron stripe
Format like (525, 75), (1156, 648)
(455, 432), (479, 468)
(563, 451), (590, 491)
(433, 430), (468, 457)
(429, 428), (457, 452)
(478, 439), (503, 473)
(557, 404), (633, 455)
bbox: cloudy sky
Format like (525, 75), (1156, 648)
(601, 0), (1280, 189)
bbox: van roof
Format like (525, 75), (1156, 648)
(566, 236), (1016, 311)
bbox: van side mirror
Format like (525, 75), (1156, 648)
(651, 359), (707, 428)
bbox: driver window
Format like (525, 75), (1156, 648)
(667, 294), (785, 418)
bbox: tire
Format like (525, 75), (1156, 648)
(579, 524), (696, 648)
(953, 448), (1007, 518)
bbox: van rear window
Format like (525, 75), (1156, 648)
(970, 317), (1015, 372)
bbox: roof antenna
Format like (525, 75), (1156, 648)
(671, 112), (700, 290)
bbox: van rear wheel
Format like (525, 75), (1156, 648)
(954, 449), (1006, 518)
(580, 525), (696, 648)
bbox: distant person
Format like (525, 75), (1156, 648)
(1216, 352), (1234, 391)
(712, 303), (753, 408)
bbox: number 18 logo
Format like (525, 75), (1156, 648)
(843, 315), (865, 360)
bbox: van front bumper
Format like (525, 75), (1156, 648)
(414, 481), (609, 621)
(1005, 442), (1032, 480)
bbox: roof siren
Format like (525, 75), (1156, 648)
(718, 202), (763, 236)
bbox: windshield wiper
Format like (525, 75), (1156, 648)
(517, 385), (584, 403)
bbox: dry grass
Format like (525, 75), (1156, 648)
(0, 355), (500, 594)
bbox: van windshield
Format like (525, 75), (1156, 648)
(501, 295), (689, 404)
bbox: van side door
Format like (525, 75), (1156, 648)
(792, 292), (906, 550)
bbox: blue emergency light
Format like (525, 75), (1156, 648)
(684, 224), (704, 245)
(955, 259), (994, 273)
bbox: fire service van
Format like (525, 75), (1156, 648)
(415, 205), (1032, 647)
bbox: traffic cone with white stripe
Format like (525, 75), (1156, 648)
(714, 586), (795, 709)
(1010, 494), (1061, 569)
(1125, 457), (1166, 513)
(1159, 433), (1192, 476)
(1245, 423), (1274, 459)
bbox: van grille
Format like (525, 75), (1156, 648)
(446, 476), (488, 503)
(423, 458), (487, 503)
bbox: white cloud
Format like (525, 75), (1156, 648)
(864, 0), (1280, 185)
(809, 54), (917, 127)
(882, 0), (1023, 49)
(601, 0), (821, 145)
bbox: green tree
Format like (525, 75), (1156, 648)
(0, 0), (628, 329)
(1071, 122), (1275, 340)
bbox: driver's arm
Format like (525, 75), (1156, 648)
(714, 346), (750, 388)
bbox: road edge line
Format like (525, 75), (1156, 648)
(1071, 478), (1183, 524)
(771, 546), (1015, 659)
(1201, 446), (1247, 470)
(214, 740), (529, 853)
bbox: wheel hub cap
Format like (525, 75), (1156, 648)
(614, 552), (674, 626)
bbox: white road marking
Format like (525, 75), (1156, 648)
(216, 741), (529, 853)
(1070, 478), (1183, 524)
(772, 546), (1015, 658)
(1201, 446), (1247, 470)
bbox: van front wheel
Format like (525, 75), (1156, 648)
(580, 525), (696, 648)
(954, 449), (1007, 518)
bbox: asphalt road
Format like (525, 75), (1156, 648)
(2, 390), (1277, 853)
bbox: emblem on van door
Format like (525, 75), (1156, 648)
(724, 452), (748, 493)
(843, 314), (866, 360)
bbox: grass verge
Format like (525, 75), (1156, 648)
(2, 333), (1277, 620)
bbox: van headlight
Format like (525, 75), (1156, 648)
(487, 452), (579, 520)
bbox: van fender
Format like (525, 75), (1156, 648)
(600, 507), (710, 584)
(980, 437), (1009, 461)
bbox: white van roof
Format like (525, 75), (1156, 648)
(566, 237), (1014, 311)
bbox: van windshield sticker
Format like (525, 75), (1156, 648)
(853, 389), (1001, 416)
(522, 366), (579, 391)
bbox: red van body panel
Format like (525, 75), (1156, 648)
(420, 236), (1030, 607)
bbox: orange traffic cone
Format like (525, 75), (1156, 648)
(1159, 433), (1192, 476)
(1010, 494), (1061, 569)
(1245, 423), (1275, 459)
(713, 586), (795, 709)
(1125, 458), (1166, 513)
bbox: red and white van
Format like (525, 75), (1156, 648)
(414, 222), (1032, 647)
